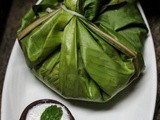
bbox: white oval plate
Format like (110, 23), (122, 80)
(1, 3), (157, 120)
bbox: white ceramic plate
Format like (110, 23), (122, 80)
(1, 3), (157, 120)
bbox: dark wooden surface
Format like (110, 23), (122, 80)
(0, 0), (160, 119)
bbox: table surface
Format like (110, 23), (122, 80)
(0, 0), (160, 119)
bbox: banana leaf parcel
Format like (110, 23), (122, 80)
(17, 0), (148, 102)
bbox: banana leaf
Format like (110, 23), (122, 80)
(17, 0), (148, 102)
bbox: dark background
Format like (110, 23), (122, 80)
(0, 0), (160, 119)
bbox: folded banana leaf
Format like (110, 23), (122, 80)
(17, 0), (148, 102)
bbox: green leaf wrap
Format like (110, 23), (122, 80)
(17, 0), (148, 102)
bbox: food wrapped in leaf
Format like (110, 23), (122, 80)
(17, 0), (148, 102)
